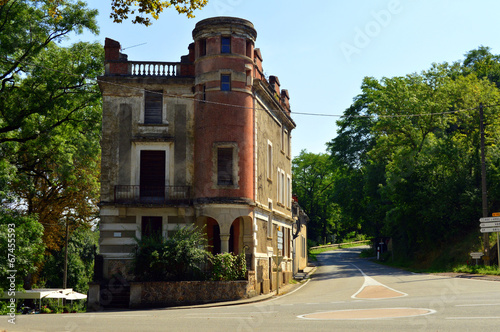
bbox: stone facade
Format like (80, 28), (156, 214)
(129, 281), (249, 308)
(96, 17), (304, 297)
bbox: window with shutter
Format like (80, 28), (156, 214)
(217, 147), (233, 185)
(144, 90), (163, 124)
(140, 150), (166, 199)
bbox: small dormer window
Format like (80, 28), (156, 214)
(221, 36), (231, 53)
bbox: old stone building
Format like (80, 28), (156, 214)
(97, 17), (303, 297)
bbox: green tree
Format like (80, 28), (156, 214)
(6, 41), (103, 252)
(38, 225), (98, 293)
(292, 151), (342, 244)
(329, 57), (500, 263)
(109, 0), (209, 26)
(0, 0), (102, 285)
(462, 46), (500, 88)
(0, 0), (98, 145)
(327, 90), (386, 240)
(0, 209), (45, 291)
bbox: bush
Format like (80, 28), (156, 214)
(132, 226), (210, 281)
(210, 253), (247, 281)
(40, 306), (52, 314)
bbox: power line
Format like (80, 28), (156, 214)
(2, 56), (500, 119)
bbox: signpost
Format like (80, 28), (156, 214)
(495, 213), (500, 269)
(272, 255), (283, 295)
(479, 217), (500, 223)
(479, 213), (500, 268)
(470, 252), (483, 266)
(277, 230), (283, 251)
(480, 227), (500, 233)
(480, 222), (500, 228)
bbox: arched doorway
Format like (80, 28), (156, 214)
(205, 217), (221, 255)
(229, 218), (240, 254)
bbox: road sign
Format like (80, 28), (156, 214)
(480, 222), (500, 228)
(470, 252), (483, 259)
(480, 227), (500, 233)
(479, 216), (500, 223)
(493, 212), (500, 217)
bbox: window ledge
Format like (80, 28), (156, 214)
(213, 184), (240, 190)
(139, 122), (169, 127)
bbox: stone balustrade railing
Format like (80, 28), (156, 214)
(129, 61), (181, 77)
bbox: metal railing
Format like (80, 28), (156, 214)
(129, 61), (181, 77)
(114, 185), (191, 205)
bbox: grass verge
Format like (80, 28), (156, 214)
(309, 241), (370, 262)
(452, 264), (500, 275)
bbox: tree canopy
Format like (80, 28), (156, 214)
(296, 47), (500, 265)
(109, 0), (209, 26)
(0, 0), (102, 288)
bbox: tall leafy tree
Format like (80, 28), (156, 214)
(0, 0), (99, 145)
(328, 54), (500, 264)
(109, 0), (209, 25)
(292, 151), (343, 244)
(39, 225), (98, 293)
(0, 0), (102, 286)
(40, 0), (209, 26)
(0, 210), (45, 291)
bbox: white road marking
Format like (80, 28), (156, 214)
(455, 303), (500, 307)
(446, 317), (500, 320)
(188, 316), (256, 319)
(350, 263), (408, 299)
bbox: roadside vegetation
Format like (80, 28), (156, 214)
(294, 47), (500, 270)
(309, 239), (371, 262)
(132, 226), (247, 282)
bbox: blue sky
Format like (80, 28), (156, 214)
(74, 0), (500, 157)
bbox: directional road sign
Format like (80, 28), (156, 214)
(480, 222), (500, 228)
(479, 217), (500, 223)
(493, 212), (500, 217)
(480, 227), (500, 233)
(470, 252), (483, 259)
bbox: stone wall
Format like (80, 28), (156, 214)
(129, 280), (250, 308)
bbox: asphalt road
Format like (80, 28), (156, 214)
(4, 247), (500, 332)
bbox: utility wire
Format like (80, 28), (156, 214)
(2, 56), (499, 119)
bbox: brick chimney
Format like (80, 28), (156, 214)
(104, 38), (129, 76)
(281, 89), (290, 112)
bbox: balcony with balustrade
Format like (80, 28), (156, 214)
(114, 185), (192, 206)
(104, 38), (195, 77)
